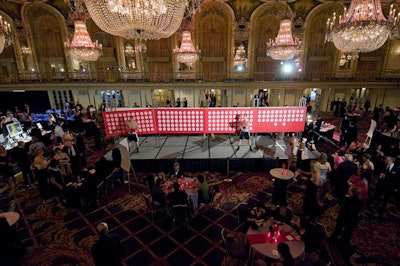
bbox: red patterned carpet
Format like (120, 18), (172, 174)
(1, 160), (399, 265)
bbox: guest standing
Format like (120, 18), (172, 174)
(376, 156), (399, 216)
(303, 161), (323, 221)
(333, 154), (358, 202)
(330, 185), (362, 247)
(0, 145), (15, 186)
(33, 147), (52, 202)
(91, 222), (123, 266)
(13, 141), (35, 187)
(126, 116), (139, 153)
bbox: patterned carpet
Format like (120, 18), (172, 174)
(1, 167), (400, 265)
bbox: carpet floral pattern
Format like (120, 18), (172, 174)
(1, 169), (399, 265)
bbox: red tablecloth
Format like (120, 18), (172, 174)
(247, 231), (297, 245)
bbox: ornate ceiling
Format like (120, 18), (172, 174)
(0, 0), (399, 84)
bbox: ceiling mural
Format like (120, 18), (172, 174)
(227, 0), (262, 19)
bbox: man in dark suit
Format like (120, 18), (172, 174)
(330, 185), (362, 246)
(376, 156), (400, 216)
(91, 222), (123, 266)
(171, 162), (184, 179)
(315, 115), (323, 133)
(333, 154), (358, 202)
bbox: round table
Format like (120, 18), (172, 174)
(247, 220), (305, 262)
(270, 168), (294, 207)
(0, 211), (20, 226)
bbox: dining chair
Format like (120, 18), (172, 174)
(172, 204), (189, 230)
(105, 170), (120, 193)
(96, 180), (108, 207)
(236, 202), (249, 232)
(221, 228), (248, 262)
(308, 222), (327, 252)
(142, 193), (165, 223)
(199, 189), (216, 207)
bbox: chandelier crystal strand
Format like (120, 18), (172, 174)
(326, 0), (400, 58)
(174, 31), (199, 69)
(267, 19), (301, 61)
(83, 0), (201, 40)
(0, 15), (12, 54)
(65, 19), (102, 62)
(125, 44), (135, 56)
(233, 44), (247, 67)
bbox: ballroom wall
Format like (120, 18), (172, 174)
(0, 0), (399, 113)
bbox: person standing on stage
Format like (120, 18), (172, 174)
(126, 116), (139, 153)
(237, 114), (252, 151)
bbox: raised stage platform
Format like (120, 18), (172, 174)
(121, 134), (319, 173)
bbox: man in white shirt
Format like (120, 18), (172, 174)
(53, 121), (65, 144)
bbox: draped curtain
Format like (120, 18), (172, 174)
(305, 15), (336, 80)
(199, 8), (228, 81)
(254, 15), (281, 80)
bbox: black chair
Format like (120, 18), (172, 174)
(142, 193), (166, 223)
(172, 204), (189, 230)
(221, 228), (248, 262)
(236, 202), (249, 233)
(105, 170), (120, 193)
(199, 189), (216, 207)
(307, 222), (327, 252)
(96, 180), (108, 207)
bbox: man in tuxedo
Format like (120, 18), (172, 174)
(91, 222), (123, 266)
(330, 185), (362, 247)
(333, 154), (358, 202)
(376, 156), (400, 216)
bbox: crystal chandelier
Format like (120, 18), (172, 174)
(267, 19), (301, 61)
(174, 31), (199, 69)
(83, 0), (201, 40)
(0, 15), (12, 54)
(233, 44), (247, 68)
(326, 1), (400, 59)
(124, 44), (135, 57)
(64, 10), (102, 62)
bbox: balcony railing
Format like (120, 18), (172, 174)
(1, 69), (400, 84)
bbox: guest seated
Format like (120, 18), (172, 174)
(144, 173), (155, 191)
(168, 182), (188, 206)
(276, 242), (295, 266)
(247, 201), (267, 229)
(154, 168), (166, 185)
(170, 162), (184, 179)
(254, 242), (294, 266)
(197, 174), (210, 203)
(291, 217), (315, 253)
(272, 206), (293, 224)
(151, 179), (167, 207)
